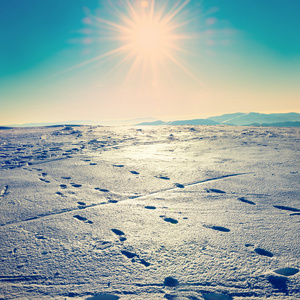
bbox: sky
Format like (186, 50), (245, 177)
(0, 0), (300, 125)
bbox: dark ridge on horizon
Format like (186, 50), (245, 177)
(0, 124), (85, 130)
(7, 120), (93, 127)
(0, 126), (13, 130)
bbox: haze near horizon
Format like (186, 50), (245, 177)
(1, 0), (300, 125)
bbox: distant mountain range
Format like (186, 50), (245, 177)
(2, 113), (300, 128)
(137, 112), (300, 127)
(207, 112), (300, 126)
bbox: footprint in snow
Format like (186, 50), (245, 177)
(35, 234), (46, 240)
(273, 205), (300, 212)
(164, 294), (179, 299)
(86, 294), (120, 300)
(205, 188), (226, 194)
(73, 215), (93, 224)
(155, 176), (170, 180)
(56, 191), (65, 197)
(267, 275), (288, 294)
(39, 178), (50, 183)
(254, 247), (273, 257)
(164, 218), (178, 224)
(111, 229), (125, 236)
(174, 183), (184, 188)
(111, 228), (126, 241)
(203, 225), (230, 232)
(121, 250), (136, 258)
(73, 215), (87, 221)
(238, 197), (256, 205)
(164, 276), (179, 287)
(137, 258), (150, 267)
(130, 170), (139, 175)
(77, 202), (86, 209)
(145, 206), (156, 210)
(121, 250), (150, 267)
(202, 293), (233, 300)
(108, 200), (118, 204)
(71, 183), (82, 188)
(274, 267), (299, 276)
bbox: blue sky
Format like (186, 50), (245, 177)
(1, 0), (299, 125)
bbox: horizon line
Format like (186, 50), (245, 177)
(1, 111), (300, 128)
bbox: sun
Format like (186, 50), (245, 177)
(133, 23), (164, 53)
(121, 9), (174, 59)
(140, 1), (149, 8)
(71, 0), (197, 85)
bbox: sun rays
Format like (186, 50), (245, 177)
(76, 0), (198, 86)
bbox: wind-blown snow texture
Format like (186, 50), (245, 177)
(0, 125), (299, 300)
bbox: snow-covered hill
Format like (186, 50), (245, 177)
(0, 125), (299, 299)
(207, 112), (300, 126)
(137, 113), (300, 127)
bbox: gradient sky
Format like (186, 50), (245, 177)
(1, 0), (299, 125)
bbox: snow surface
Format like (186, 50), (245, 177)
(0, 125), (299, 300)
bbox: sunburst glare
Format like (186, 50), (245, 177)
(77, 0), (199, 87)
